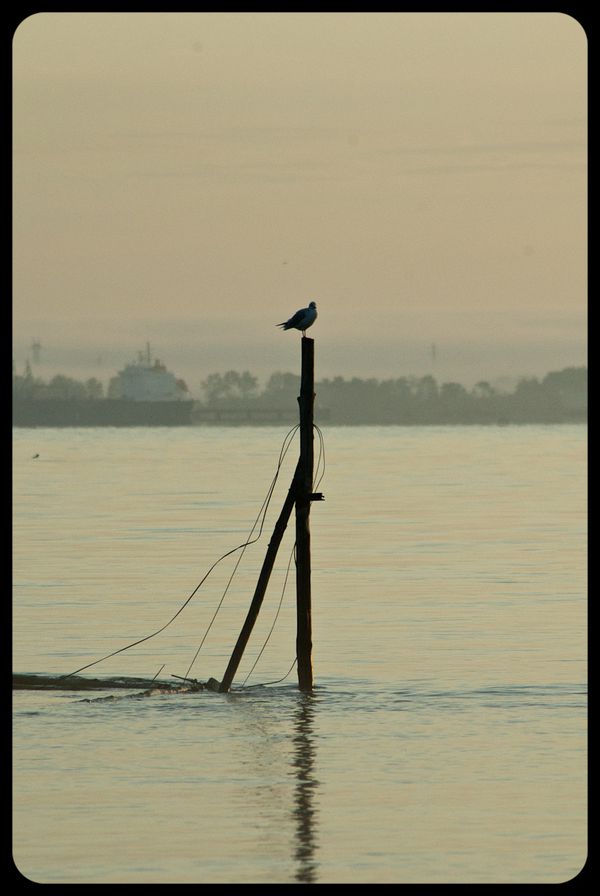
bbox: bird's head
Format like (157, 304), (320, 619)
(308, 301), (317, 309)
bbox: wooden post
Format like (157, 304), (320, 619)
(218, 461), (301, 693)
(296, 337), (314, 692)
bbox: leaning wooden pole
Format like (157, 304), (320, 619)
(296, 336), (315, 692)
(218, 461), (301, 693)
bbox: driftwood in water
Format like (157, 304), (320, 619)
(12, 673), (219, 692)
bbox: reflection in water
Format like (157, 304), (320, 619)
(291, 694), (319, 884)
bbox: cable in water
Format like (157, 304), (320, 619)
(239, 540), (297, 688)
(181, 425), (300, 681)
(58, 424), (299, 681)
(239, 423), (325, 691)
(239, 657), (298, 690)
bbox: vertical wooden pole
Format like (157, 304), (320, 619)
(296, 337), (314, 692)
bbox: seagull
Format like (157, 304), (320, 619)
(276, 301), (318, 336)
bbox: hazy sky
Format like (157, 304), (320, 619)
(13, 12), (587, 393)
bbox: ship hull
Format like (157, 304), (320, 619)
(12, 399), (194, 427)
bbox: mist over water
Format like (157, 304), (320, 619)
(12, 314), (587, 398)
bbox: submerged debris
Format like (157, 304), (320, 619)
(13, 673), (222, 694)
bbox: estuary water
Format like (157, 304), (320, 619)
(12, 424), (587, 883)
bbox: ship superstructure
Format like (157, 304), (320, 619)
(108, 344), (190, 402)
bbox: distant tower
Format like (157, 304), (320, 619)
(430, 343), (437, 364)
(31, 339), (42, 364)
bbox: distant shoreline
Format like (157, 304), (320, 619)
(13, 366), (587, 427)
(12, 401), (586, 428)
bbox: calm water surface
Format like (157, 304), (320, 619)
(12, 425), (587, 883)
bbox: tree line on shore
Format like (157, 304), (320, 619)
(197, 366), (586, 423)
(13, 363), (586, 424)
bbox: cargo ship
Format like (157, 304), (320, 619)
(13, 345), (194, 427)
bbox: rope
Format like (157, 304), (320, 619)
(313, 423), (326, 491)
(234, 423), (326, 689)
(230, 422), (326, 688)
(58, 424), (300, 681)
(239, 541), (296, 687)
(238, 657), (298, 690)
(60, 420), (326, 687)
(181, 425), (299, 680)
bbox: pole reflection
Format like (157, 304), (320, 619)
(291, 693), (319, 884)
